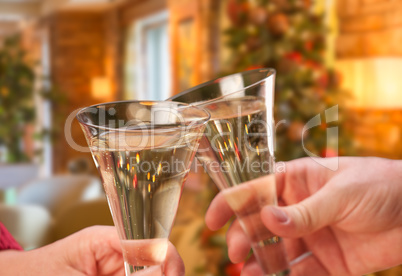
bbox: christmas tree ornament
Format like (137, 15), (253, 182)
(284, 51), (303, 63)
(246, 35), (262, 50)
(247, 24), (258, 35)
(274, 44), (286, 57)
(287, 121), (307, 142)
(304, 59), (321, 70)
(311, 69), (322, 81)
(267, 3), (278, 13)
(0, 87), (9, 97)
(238, 43), (247, 54)
(304, 40), (314, 51)
(318, 71), (329, 88)
(271, 0), (291, 10)
(309, 14), (323, 25)
(282, 89), (294, 101)
(245, 64), (264, 71)
(314, 34), (326, 48)
(227, 0), (249, 26)
(292, 13), (304, 25)
(249, 6), (268, 25)
(300, 30), (312, 41)
(267, 13), (289, 36)
(303, 0), (312, 8)
(294, 0), (312, 10)
(285, 26), (296, 38)
(277, 58), (295, 73)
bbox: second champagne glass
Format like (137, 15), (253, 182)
(77, 101), (210, 275)
(169, 69), (290, 275)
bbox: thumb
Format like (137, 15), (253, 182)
(260, 188), (341, 238)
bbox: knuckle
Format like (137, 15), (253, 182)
(294, 203), (314, 232)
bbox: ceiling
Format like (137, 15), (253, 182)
(0, 0), (124, 38)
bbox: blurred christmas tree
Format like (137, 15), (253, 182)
(222, 0), (354, 161)
(195, 1), (354, 275)
(0, 36), (65, 163)
(0, 36), (35, 163)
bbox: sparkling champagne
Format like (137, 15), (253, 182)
(197, 96), (274, 189)
(198, 96), (290, 275)
(90, 128), (203, 273)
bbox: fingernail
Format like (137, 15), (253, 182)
(270, 207), (289, 223)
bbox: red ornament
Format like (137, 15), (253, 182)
(284, 51), (303, 63)
(320, 148), (338, 158)
(315, 87), (325, 98)
(318, 72), (329, 88)
(227, 0), (249, 26)
(304, 40), (314, 51)
(225, 262), (245, 276)
(200, 228), (215, 245)
(246, 65), (264, 71)
(303, 0), (312, 8)
(304, 59), (321, 70)
(279, 52), (302, 73)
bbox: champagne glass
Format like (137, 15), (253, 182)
(77, 101), (210, 275)
(169, 69), (290, 275)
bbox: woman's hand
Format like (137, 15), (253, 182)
(206, 157), (402, 276)
(0, 226), (184, 276)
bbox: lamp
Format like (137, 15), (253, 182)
(91, 77), (111, 100)
(336, 57), (402, 108)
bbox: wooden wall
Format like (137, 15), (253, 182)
(336, 0), (402, 159)
(119, 0), (167, 27)
(337, 0), (402, 57)
(48, 11), (119, 173)
(46, 0), (220, 172)
(45, 0), (175, 173)
(168, 0), (220, 94)
(349, 109), (402, 159)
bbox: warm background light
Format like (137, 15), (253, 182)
(337, 58), (402, 108)
(91, 77), (111, 100)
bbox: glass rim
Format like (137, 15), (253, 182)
(167, 68), (276, 106)
(76, 100), (211, 132)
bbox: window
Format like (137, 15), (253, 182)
(124, 11), (171, 101)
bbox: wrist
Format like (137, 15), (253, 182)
(0, 250), (29, 274)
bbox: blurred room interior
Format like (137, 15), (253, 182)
(0, 0), (401, 275)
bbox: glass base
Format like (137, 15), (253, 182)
(124, 262), (163, 276)
(255, 236), (282, 247)
(252, 236), (290, 276)
(124, 261), (140, 275)
(124, 262), (148, 275)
